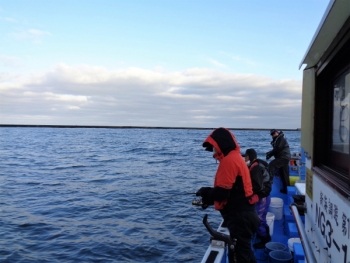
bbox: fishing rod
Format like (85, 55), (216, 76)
(159, 192), (197, 198)
(160, 192), (207, 207)
(143, 192), (197, 200)
(144, 191), (205, 207)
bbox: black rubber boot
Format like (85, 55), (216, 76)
(253, 234), (271, 249)
(253, 226), (271, 249)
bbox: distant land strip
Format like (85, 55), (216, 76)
(0, 124), (301, 131)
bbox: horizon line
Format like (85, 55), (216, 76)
(0, 124), (301, 131)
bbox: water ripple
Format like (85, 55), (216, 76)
(0, 128), (300, 262)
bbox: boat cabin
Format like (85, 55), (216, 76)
(299, 0), (350, 262)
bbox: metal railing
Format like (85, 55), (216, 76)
(290, 204), (316, 263)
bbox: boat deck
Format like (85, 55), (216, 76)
(253, 173), (306, 263)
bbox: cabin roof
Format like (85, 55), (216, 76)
(299, 0), (350, 69)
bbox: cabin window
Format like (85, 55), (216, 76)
(332, 69), (350, 154)
(313, 34), (350, 188)
(312, 17), (350, 194)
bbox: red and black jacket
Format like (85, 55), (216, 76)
(202, 128), (258, 213)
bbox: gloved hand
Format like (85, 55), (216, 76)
(266, 151), (273, 160)
(196, 187), (214, 209)
(248, 194), (259, 204)
(196, 187), (212, 197)
(201, 196), (213, 210)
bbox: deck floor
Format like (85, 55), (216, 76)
(253, 175), (302, 263)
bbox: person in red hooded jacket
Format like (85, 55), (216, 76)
(196, 128), (260, 263)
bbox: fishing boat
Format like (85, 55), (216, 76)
(200, 1), (350, 262)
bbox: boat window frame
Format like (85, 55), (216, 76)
(313, 31), (350, 192)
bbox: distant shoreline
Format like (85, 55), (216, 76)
(0, 124), (300, 131)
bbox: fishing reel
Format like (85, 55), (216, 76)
(192, 197), (203, 206)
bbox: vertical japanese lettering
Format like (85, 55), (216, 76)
(334, 204), (339, 226)
(342, 213), (347, 237)
(324, 195), (328, 211)
(329, 201), (333, 217)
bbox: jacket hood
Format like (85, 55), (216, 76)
(271, 131), (285, 143)
(244, 148), (257, 162)
(202, 127), (240, 159)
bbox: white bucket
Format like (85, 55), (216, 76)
(266, 212), (275, 236)
(269, 197), (284, 220)
(288, 237), (301, 254)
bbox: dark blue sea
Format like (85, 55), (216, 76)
(0, 128), (300, 262)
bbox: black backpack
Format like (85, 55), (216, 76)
(257, 162), (272, 198)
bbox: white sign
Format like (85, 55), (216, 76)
(313, 176), (350, 263)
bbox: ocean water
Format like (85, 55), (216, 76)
(0, 128), (300, 262)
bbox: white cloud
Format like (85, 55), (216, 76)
(44, 93), (89, 103)
(231, 55), (258, 67)
(207, 59), (227, 69)
(0, 55), (22, 67)
(68, 106), (80, 110)
(12, 29), (51, 43)
(2, 17), (17, 23)
(0, 64), (302, 128)
(27, 29), (50, 36)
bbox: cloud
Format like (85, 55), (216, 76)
(207, 59), (227, 69)
(0, 64), (302, 128)
(0, 55), (22, 67)
(27, 29), (50, 36)
(12, 29), (51, 43)
(231, 55), (258, 67)
(68, 106), (81, 110)
(1, 17), (17, 23)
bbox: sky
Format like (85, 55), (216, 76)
(0, 0), (330, 129)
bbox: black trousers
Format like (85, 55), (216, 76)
(224, 210), (260, 263)
(268, 158), (290, 191)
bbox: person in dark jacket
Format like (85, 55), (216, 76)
(266, 129), (291, 194)
(196, 128), (260, 263)
(244, 148), (272, 249)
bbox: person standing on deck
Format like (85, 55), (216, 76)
(266, 129), (291, 194)
(243, 148), (272, 249)
(196, 127), (260, 263)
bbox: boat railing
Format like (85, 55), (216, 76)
(200, 214), (235, 263)
(290, 203), (316, 263)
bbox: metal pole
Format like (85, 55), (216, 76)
(290, 204), (316, 263)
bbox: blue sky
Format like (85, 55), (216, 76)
(0, 0), (330, 128)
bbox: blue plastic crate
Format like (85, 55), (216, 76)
(287, 186), (295, 196)
(284, 205), (294, 221)
(293, 243), (304, 263)
(287, 222), (299, 238)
